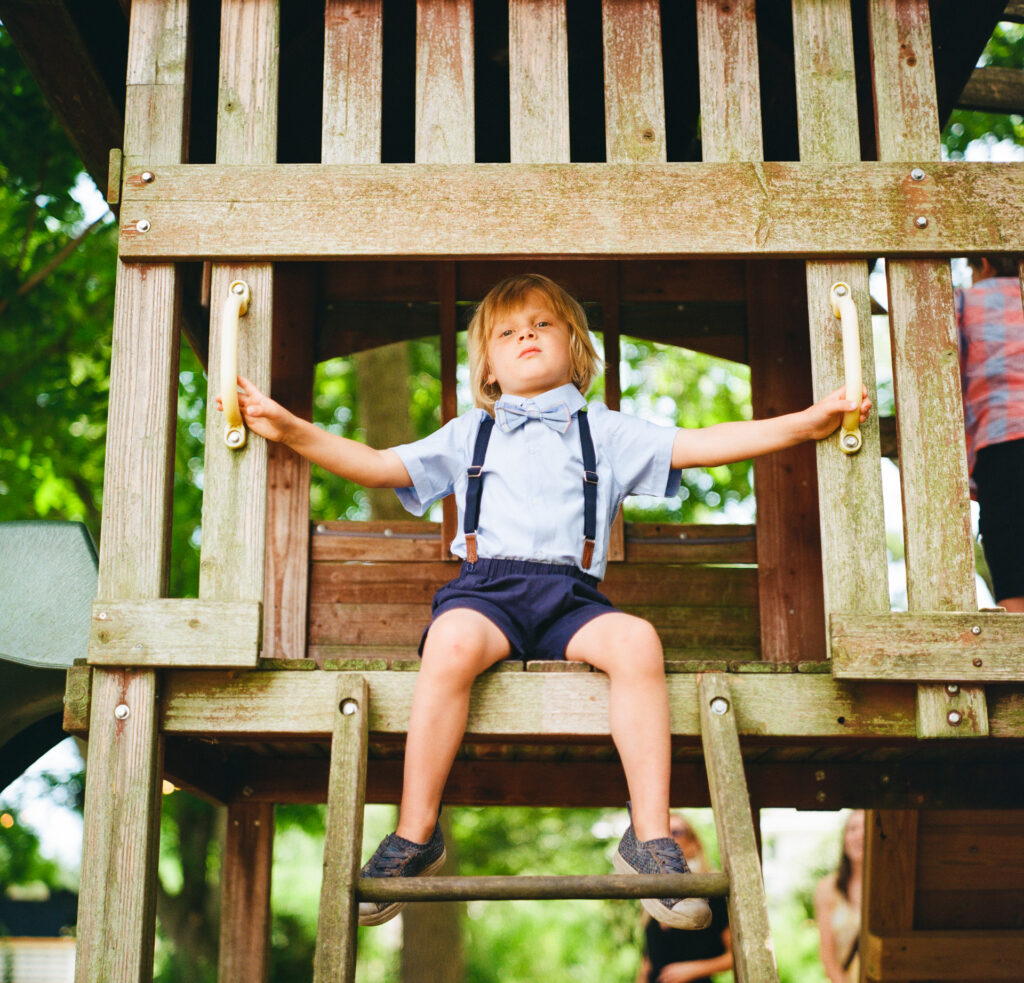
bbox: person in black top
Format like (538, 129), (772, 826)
(636, 815), (733, 983)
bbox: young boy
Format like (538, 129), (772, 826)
(222, 273), (870, 930)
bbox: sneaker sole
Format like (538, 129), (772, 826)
(357, 849), (448, 927)
(612, 851), (714, 930)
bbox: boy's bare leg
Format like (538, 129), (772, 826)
(396, 608), (510, 843)
(566, 613), (671, 842)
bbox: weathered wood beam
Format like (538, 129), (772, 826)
(864, 930), (1024, 980)
(831, 613), (1024, 683)
(958, 66), (1024, 114)
(118, 162), (1024, 261)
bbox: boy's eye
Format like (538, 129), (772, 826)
(536, 320), (549, 328)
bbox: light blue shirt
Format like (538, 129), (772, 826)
(392, 384), (680, 580)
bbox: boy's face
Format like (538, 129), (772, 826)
(485, 291), (574, 399)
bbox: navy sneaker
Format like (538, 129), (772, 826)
(357, 823), (447, 926)
(614, 817), (712, 930)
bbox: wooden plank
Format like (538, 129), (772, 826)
(917, 828), (1024, 892)
(863, 809), (918, 956)
(219, 802), (274, 983)
(695, 0), (762, 161)
(88, 599), (261, 667)
(602, 0), (666, 163)
(698, 673), (779, 983)
(831, 613), (1024, 682)
(864, 931), (1024, 980)
(322, 0), (383, 164)
(509, 0), (570, 163)
(313, 675), (368, 983)
(415, 0), (474, 165)
(263, 265), (315, 660)
(869, 0), (985, 739)
(74, 3), (191, 981)
(958, 66), (1024, 114)
(793, 0), (889, 651)
(439, 262), (458, 557)
(117, 161), (1024, 261)
(159, 670), (927, 739)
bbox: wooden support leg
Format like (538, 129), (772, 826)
(76, 669), (162, 983)
(862, 809), (918, 981)
(314, 675), (369, 983)
(219, 801), (274, 983)
(699, 673), (778, 983)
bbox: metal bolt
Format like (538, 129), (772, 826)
(97, 611), (108, 621)
(242, 785), (254, 797)
(816, 790), (827, 803)
(833, 284), (848, 298)
(710, 697), (729, 716)
(842, 432), (861, 451)
(341, 698), (359, 716)
(141, 171), (155, 183)
(880, 774), (890, 785)
(971, 625), (981, 635)
(946, 683), (960, 695)
(973, 658), (983, 668)
(914, 216), (928, 229)
(135, 218), (151, 233)
(135, 643), (144, 650)
(230, 281), (247, 297)
(947, 710), (963, 727)
(225, 428), (245, 448)
(815, 770), (826, 782)
(910, 167), (925, 181)
(114, 703), (130, 721)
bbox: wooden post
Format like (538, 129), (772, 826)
(697, 0), (824, 662)
(868, 0), (986, 737)
(75, 2), (191, 980)
(862, 809), (918, 981)
(219, 802), (275, 983)
(414, 0), (474, 556)
(314, 675), (370, 983)
(699, 673), (779, 983)
(792, 0), (889, 648)
(209, 2), (279, 980)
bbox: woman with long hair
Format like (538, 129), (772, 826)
(814, 810), (865, 983)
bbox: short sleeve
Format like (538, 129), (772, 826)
(390, 411), (485, 516)
(589, 404), (681, 499)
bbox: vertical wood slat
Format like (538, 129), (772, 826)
(415, 0), (474, 552)
(314, 676), (369, 983)
(200, 0), (279, 605)
(868, 0), (985, 737)
(695, 0), (762, 161)
(862, 809), (918, 980)
(509, 0), (569, 164)
(219, 802), (275, 983)
(263, 265), (316, 659)
(77, 3), (191, 980)
(699, 674), (779, 983)
(602, 0), (666, 163)
(323, 0), (384, 165)
(697, 0), (823, 661)
(793, 0), (890, 636)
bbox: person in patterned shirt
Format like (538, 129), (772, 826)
(956, 255), (1024, 611)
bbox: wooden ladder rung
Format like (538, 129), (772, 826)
(357, 871), (730, 903)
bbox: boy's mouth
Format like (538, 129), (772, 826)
(519, 346), (541, 358)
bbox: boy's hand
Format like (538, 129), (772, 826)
(215, 375), (294, 443)
(804, 385), (872, 441)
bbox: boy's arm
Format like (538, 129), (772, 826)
(219, 376), (413, 488)
(671, 386), (871, 469)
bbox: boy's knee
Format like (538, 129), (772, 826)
(423, 611), (496, 671)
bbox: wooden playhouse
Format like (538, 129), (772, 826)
(4, 0), (1024, 980)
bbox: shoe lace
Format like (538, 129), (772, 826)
(648, 841), (689, 876)
(372, 836), (416, 875)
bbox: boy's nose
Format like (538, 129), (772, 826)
(518, 324), (536, 339)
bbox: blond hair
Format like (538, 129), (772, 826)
(467, 274), (601, 413)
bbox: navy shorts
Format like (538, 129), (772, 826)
(421, 557), (619, 661)
(974, 437), (1024, 601)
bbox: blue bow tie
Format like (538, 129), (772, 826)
(494, 400), (572, 434)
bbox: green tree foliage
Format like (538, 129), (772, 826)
(0, 29), (116, 538)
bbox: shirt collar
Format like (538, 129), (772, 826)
(495, 384), (586, 415)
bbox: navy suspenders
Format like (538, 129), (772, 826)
(463, 408), (598, 569)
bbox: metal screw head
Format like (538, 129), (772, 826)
(815, 790), (827, 803)
(114, 703), (130, 721)
(914, 216), (928, 229)
(135, 218), (151, 233)
(225, 428), (245, 448)
(947, 710), (963, 726)
(230, 281), (248, 297)
(910, 167), (925, 181)
(880, 774), (891, 785)
(971, 625), (981, 635)
(242, 785), (254, 798)
(833, 284), (848, 298)
(97, 611), (108, 621)
(710, 697), (729, 716)
(946, 683), (960, 695)
(340, 698), (359, 716)
(815, 770), (826, 782)
(973, 658), (983, 668)
(141, 171), (155, 183)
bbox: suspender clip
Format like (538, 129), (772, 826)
(467, 465), (484, 479)
(583, 470), (599, 485)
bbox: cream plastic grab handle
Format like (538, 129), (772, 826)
(829, 281), (863, 455)
(220, 280), (251, 450)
